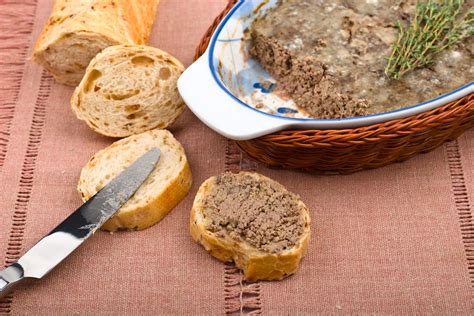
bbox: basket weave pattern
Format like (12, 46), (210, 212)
(195, 0), (474, 174)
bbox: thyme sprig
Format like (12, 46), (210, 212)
(385, 0), (473, 79)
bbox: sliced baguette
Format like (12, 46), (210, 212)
(33, 0), (160, 85)
(78, 129), (192, 231)
(71, 45), (185, 138)
(190, 172), (311, 281)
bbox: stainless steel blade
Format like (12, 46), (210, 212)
(0, 148), (160, 296)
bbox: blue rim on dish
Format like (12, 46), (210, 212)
(207, 0), (473, 123)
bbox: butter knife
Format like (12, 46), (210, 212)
(0, 147), (161, 298)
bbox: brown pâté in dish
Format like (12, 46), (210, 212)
(250, 0), (473, 118)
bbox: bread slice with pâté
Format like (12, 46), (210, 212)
(190, 172), (311, 281)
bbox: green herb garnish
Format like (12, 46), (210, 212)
(385, 0), (473, 79)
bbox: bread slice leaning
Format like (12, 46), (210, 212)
(71, 45), (185, 138)
(32, 0), (160, 85)
(78, 129), (192, 232)
(190, 172), (311, 281)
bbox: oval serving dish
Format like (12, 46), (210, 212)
(179, 0), (473, 141)
(182, 0), (474, 174)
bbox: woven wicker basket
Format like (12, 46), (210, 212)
(195, 0), (474, 174)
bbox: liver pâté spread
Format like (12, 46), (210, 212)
(250, 0), (473, 118)
(202, 173), (305, 253)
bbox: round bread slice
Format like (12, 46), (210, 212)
(78, 129), (192, 231)
(190, 172), (311, 281)
(71, 45), (185, 137)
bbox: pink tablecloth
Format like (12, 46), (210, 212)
(1, 0), (473, 314)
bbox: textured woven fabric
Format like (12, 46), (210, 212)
(1, 0), (473, 314)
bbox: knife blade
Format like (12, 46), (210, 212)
(0, 147), (161, 298)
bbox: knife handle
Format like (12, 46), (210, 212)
(0, 264), (24, 298)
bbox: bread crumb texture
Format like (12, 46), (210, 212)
(72, 45), (185, 137)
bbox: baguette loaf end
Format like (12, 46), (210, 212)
(32, 0), (160, 85)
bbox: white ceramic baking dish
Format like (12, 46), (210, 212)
(178, 0), (474, 141)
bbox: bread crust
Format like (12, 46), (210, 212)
(32, 0), (160, 85)
(190, 172), (311, 281)
(101, 161), (192, 231)
(78, 129), (192, 231)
